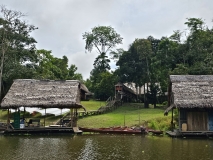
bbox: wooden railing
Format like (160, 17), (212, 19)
(53, 97), (122, 124)
(77, 97), (121, 118)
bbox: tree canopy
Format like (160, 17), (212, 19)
(82, 26), (122, 100)
(2, 7), (213, 106)
(0, 6), (84, 99)
(82, 26), (123, 54)
(0, 6), (37, 99)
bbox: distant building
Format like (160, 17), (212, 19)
(115, 82), (137, 102)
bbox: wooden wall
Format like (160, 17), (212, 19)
(179, 109), (213, 131)
(208, 112), (213, 131)
(187, 112), (208, 131)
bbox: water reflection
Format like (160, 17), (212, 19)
(0, 135), (213, 160)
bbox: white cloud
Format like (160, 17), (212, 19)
(67, 51), (97, 80)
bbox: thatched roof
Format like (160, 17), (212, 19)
(80, 83), (88, 93)
(170, 75), (213, 109)
(115, 82), (137, 95)
(1, 79), (85, 109)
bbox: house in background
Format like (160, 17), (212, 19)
(115, 82), (137, 102)
(80, 83), (93, 100)
(0, 79), (89, 132)
(165, 75), (213, 137)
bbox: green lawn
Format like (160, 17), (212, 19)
(0, 110), (8, 123)
(80, 100), (106, 111)
(78, 102), (171, 131)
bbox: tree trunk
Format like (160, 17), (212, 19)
(144, 83), (149, 108)
(0, 49), (5, 100)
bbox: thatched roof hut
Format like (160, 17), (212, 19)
(1, 79), (85, 109)
(165, 75), (213, 114)
(164, 75), (213, 134)
(115, 82), (137, 102)
(115, 82), (137, 95)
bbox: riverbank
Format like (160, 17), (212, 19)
(78, 101), (171, 131)
(0, 101), (171, 131)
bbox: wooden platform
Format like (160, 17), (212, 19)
(2, 126), (82, 135)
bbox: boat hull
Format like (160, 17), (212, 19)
(79, 127), (147, 134)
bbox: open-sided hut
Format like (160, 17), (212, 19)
(165, 75), (213, 136)
(0, 79), (88, 131)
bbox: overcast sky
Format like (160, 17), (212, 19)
(1, 0), (213, 80)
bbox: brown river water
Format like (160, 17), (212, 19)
(0, 134), (212, 160)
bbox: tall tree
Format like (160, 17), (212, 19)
(92, 71), (118, 100)
(0, 6), (37, 99)
(36, 49), (83, 81)
(83, 26), (122, 99)
(83, 26), (122, 69)
(67, 64), (83, 82)
(83, 26), (123, 55)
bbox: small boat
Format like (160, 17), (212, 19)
(79, 126), (148, 134)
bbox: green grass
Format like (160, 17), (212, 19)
(78, 103), (171, 130)
(0, 110), (8, 123)
(80, 100), (106, 111)
(0, 101), (171, 131)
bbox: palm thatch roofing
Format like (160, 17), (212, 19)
(115, 82), (137, 95)
(0, 79), (86, 109)
(165, 75), (213, 114)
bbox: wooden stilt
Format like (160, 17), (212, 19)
(171, 108), (174, 131)
(70, 108), (73, 127)
(7, 109), (9, 129)
(44, 108), (46, 127)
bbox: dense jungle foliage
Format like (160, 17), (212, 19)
(1, 6), (213, 106)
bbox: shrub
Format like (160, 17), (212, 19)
(147, 116), (171, 131)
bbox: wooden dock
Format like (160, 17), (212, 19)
(2, 126), (82, 135)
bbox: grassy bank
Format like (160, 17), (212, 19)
(0, 101), (171, 131)
(78, 102), (171, 131)
(80, 100), (106, 111)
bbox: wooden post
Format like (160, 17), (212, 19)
(171, 108), (174, 131)
(44, 108), (46, 127)
(60, 109), (63, 126)
(144, 84), (146, 107)
(146, 83), (149, 108)
(178, 108), (181, 131)
(138, 106), (140, 125)
(70, 108), (73, 127)
(70, 109), (72, 120)
(24, 107), (26, 127)
(74, 108), (77, 127)
(124, 111), (126, 126)
(7, 109), (9, 129)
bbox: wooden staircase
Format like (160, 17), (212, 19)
(54, 97), (122, 122)
(97, 97), (118, 113)
(54, 112), (71, 126)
